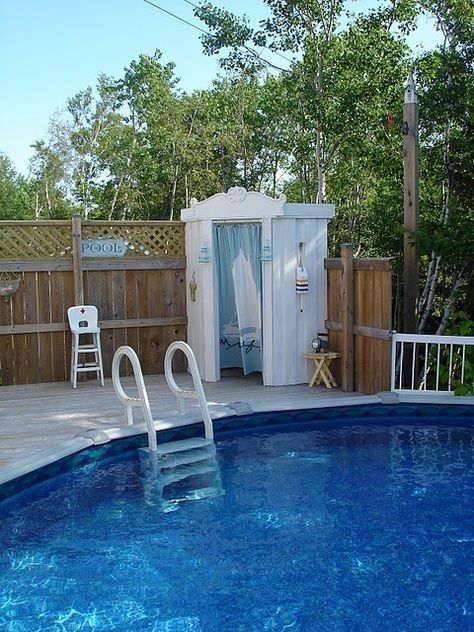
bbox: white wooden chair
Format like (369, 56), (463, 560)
(67, 305), (104, 388)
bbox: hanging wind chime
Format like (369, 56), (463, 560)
(0, 271), (20, 303)
(296, 241), (308, 312)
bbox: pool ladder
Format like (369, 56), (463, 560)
(112, 341), (214, 455)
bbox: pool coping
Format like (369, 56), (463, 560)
(1, 390), (473, 489)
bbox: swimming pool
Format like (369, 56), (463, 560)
(0, 404), (473, 631)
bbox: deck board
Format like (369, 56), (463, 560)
(0, 372), (372, 485)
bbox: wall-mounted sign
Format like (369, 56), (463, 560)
(81, 239), (127, 258)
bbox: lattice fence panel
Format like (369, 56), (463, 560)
(0, 220), (185, 260)
(0, 223), (72, 260)
(82, 222), (185, 259)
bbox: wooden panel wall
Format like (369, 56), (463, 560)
(326, 267), (343, 385)
(0, 264), (186, 385)
(354, 268), (392, 394)
(326, 253), (393, 395)
(0, 219), (187, 385)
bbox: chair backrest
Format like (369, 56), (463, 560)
(67, 305), (99, 332)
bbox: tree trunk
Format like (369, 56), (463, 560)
(435, 268), (465, 335)
(169, 162), (179, 221)
(35, 193), (41, 220)
(417, 121), (451, 332)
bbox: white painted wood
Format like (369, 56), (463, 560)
(182, 188), (333, 386)
(268, 218), (328, 385)
(185, 220), (219, 381)
(181, 187), (286, 221)
(391, 332), (474, 393)
(284, 203), (335, 218)
(296, 219), (318, 383)
(272, 218), (297, 385)
(261, 216), (273, 386)
(185, 221), (201, 373)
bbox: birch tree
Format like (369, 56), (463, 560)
(416, 0), (474, 333)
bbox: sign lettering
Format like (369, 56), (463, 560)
(81, 239), (127, 258)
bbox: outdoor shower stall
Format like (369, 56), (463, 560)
(181, 187), (335, 386)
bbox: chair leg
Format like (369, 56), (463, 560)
(93, 336), (100, 382)
(70, 340), (74, 386)
(96, 333), (104, 387)
(71, 335), (78, 389)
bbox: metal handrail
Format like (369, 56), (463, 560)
(164, 341), (214, 440)
(112, 342), (213, 452)
(391, 332), (474, 393)
(112, 345), (158, 450)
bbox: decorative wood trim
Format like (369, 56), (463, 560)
(325, 258), (394, 271)
(355, 325), (392, 341)
(0, 220), (184, 227)
(354, 258), (394, 271)
(0, 323), (69, 334)
(0, 220), (73, 226)
(0, 260), (72, 272)
(324, 259), (343, 269)
(83, 259), (186, 271)
(0, 316), (187, 335)
(325, 319), (342, 331)
(0, 259), (186, 272)
(326, 320), (391, 341)
(82, 220), (183, 226)
(100, 317), (187, 329)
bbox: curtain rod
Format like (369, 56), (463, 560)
(213, 220), (262, 225)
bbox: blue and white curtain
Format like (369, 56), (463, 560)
(214, 223), (262, 375)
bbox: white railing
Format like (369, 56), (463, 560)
(391, 333), (474, 394)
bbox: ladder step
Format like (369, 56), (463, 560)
(155, 437), (213, 456)
(155, 444), (216, 469)
(160, 460), (219, 486)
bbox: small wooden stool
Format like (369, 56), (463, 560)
(304, 352), (341, 388)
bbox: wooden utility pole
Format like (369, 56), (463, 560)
(403, 72), (419, 333)
(72, 214), (84, 305)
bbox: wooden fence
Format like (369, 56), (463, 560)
(1, 222), (394, 392)
(325, 244), (393, 394)
(0, 218), (186, 385)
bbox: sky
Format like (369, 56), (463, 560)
(0, 0), (440, 176)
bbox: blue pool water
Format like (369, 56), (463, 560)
(0, 404), (473, 631)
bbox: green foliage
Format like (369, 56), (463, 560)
(0, 154), (33, 219)
(441, 312), (474, 395)
(414, 0), (474, 332)
(3, 0), (473, 337)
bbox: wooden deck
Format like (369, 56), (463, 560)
(0, 372), (375, 486)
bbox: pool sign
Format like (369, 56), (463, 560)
(81, 239), (127, 257)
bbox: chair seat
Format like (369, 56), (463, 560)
(71, 326), (101, 335)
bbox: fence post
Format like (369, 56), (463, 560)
(72, 214), (84, 305)
(403, 73), (419, 334)
(341, 243), (354, 391)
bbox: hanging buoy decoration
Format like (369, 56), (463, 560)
(296, 241), (308, 312)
